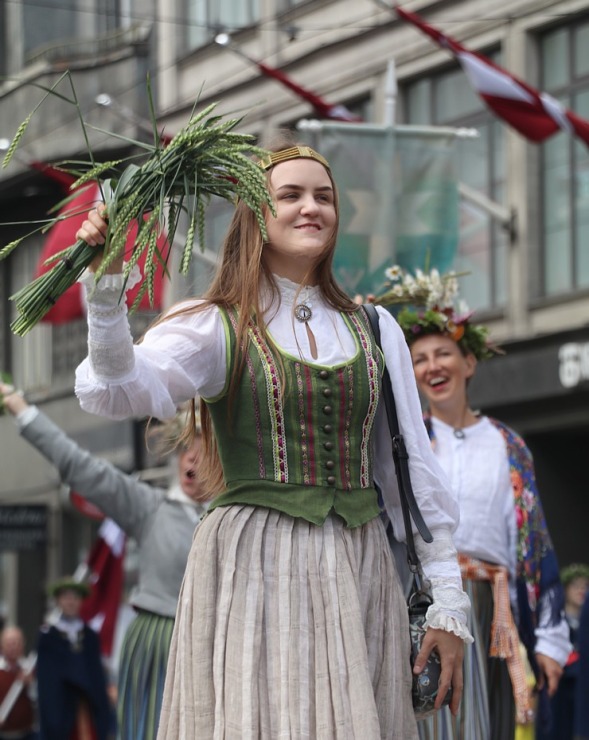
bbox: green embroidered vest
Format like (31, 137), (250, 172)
(206, 307), (383, 527)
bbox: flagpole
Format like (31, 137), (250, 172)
(383, 60), (397, 127)
(298, 119), (479, 139)
(0, 653), (37, 725)
(458, 182), (517, 242)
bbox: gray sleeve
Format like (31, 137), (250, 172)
(20, 410), (162, 536)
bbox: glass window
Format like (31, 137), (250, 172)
(22, 0), (127, 61)
(403, 55), (507, 313)
(186, 0), (260, 52)
(574, 89), (589, 288)
(540, 20), (589, 295)
(542, 28), (569, 90)
(406, 79), (430, 124)
(97, 0), (123, 33)
(23, 0), (78, 59)
(435, 68), (481, 121)
(575, 24), (589, 77)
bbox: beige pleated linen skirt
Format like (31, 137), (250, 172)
(157, 504), (418, 740)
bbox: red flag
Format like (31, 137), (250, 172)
(215, 36), (361, 122)
(80, 518), (126, 657)
(29, 160), (77, 190)
(396, 4), (589, 146)
(256, 61), (363, 122)
(70, 490), (106, 521)
(35, 181), (170, 324)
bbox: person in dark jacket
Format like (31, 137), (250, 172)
(36, 578), (113, 740)
(537, 563), (589, 740)
(574, 588), (589, 740)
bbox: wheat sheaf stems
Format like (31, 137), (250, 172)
(70, 160), (124, 189)
(5, 99), (273, 335)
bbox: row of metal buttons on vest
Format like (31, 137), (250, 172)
(319, 369), (336, 485)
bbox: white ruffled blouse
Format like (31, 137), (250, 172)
(75, 269), (472, 640)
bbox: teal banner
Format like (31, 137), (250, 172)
(194, 123), (461, 301)
(299, 123), (459, 298)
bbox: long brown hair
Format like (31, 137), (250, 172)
(155, 132), (358, 497)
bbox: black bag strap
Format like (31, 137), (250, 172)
(363, 304), (433, 573)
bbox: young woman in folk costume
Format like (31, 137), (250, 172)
(394, 270), (571, 740)
(74, 137), (473, 739)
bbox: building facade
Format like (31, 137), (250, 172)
(153, 0), (589, 564)
(1, 0), (588, 640)
(0, 0), (162, 643)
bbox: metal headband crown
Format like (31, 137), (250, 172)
(259, 146), (330, 171)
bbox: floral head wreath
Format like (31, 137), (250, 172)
(560, 562), (589, 587)
(374, 265), (501, 361)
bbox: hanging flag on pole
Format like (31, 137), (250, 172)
(79, 518), (126, 657)
(255, 60), (363, 121)
(395, 4), (589, 147)
(214, 34), (362, 122)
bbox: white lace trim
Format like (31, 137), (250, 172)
(423, 606), (474, 643)
(79, 263), (142, 293)
(414, 527), (474, 642)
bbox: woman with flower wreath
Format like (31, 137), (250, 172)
(71, 136), (474, 739)
(387, 267), (571, 740)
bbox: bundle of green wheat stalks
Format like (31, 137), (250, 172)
(0, 92), (273, 336)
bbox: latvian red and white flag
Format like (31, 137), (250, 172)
(80, 518), (126, 657)
(396, 4), (589, 146)
(256, 61), (363, 122)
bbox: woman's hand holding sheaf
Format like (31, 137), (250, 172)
(76, 204), (124, 274)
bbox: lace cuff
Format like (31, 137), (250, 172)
(424, 580), (474, 642)
(80, 263), (142, 312)
(415, 527), (474, 643)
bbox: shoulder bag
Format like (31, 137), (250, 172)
(364, 303), (453, 719)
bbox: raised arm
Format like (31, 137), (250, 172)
(1, 382), (159, 535)
(73, 209), (227, 421)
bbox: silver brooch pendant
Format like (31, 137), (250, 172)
(294, 303), (313, 323)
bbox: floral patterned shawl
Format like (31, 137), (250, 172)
(423, 414), (565, 663)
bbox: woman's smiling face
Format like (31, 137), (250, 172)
(263, 158), (337, 282)
(409, 333), (476, 409)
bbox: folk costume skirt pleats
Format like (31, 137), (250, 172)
(417, 580), (515, 740)
(117, 611), (174, 740)
(157, 505), (418, 740)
